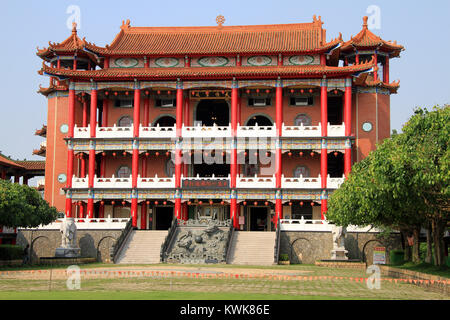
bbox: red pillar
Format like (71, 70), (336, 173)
(320, 54), (326, 66)
(373, 53), (378, 81)
(320, 79), (328, 220)
(355, 54), (360, 65)
(275, 80), (283, 228)
(383, 57), (390, 83)
(140, 203), (147, 230)
(65, 87), (76, 218)
(231, 80), (239, 227)
(99, 202), (105, 219)
(131, 84), (141, 228)
(144, 97), (150, 127)
(102, 99), (109, 127)
(183, 97), (190, 177)
(344, 78), (353, 178)
(87, 86), (97, 219)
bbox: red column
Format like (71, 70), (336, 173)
(73, 55), (77, 70)
(87, 86), (97, 219)
(275, 80), (283, 228)
(131, 84), (141, 228)
(140, 203), (147, 229)
(373, 53), (378, 81)
(231, 80), (239, 228)
(320, 54), (326, 66)
(344, 78), (352, 178)
(176, 84), (183, 137)
(320, 79), (328, 220)
(383, 57), (390, 83)
(65, 86), (76, 218)
(174, 82), (184, 220)
(99, 202), (105, 219)
(102, 98), (109, 127)
(355, 54), (360, 65)
(104, 57), (110, 69)
(144, 97), (150, 127)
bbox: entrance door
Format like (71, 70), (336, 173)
(155, 206), (174, 230)
(249, 207), (268, 231)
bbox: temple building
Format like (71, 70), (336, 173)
(36, 15), (403, 233)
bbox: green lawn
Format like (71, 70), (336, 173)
(389, 262), (450, 278)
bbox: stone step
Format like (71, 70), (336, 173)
(116, 230), (168, 264)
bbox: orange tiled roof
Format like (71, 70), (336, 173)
(0, 154), (24, 169)
(83, 16), (342, 56)
(340, 17), (404, 57)
(35, 125), (47, 137)
(40, 58), (375, 81)
(38, 83), (69, 96)
(14, 161), (45, 171)
(32, 146), (46, 157)
(37, 23), (85, 58)
(354, 73), (400, 94)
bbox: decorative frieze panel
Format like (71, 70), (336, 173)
(182, 189), (231, 200)
(283, 55), (320, 66)
(281, 189), (323, 201)
(242, 56), (277, 67)
(150, 57), (183, 68)
(191, 56), (236, 68)
(110, 57), (145, 68)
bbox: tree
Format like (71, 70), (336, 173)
(0, 180), (58, 228)
(327, 106), (449, 266)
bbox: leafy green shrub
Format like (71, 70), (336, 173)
(389, 250), (404, 265)
(0, 245), (23, 261)
(279, 254), (289, 262)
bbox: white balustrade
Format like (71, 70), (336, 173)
(181, 174), (230, 183)
(282, 175), (321, 189)
(280, 218), (331, 231)
(140, 124), (176, 138)
(22, 217), (130, 230)
(327, 175), (346, 189)
(236, 175), (276, 189)
(97, 124), (133, 138)
(237, 124), (276, 138)
(328, 123), (346, 137)
(72, 176), (88, 188)
(282, 123), (322, 137)
(182, 123), (231, 138)
(94, 175), (132, 189)
(138, 174), (175, 188)
(74, 125), (90, 139)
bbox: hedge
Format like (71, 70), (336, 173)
(0, 245), (24, 261)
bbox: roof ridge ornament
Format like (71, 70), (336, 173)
(216, 15), (225, 27)
(362, 16), (369, 30)
(72, 22), (78, 35)
(121, 19), (131, 30)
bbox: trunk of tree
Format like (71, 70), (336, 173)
(432, 219), (445, 267)
(401, 229), (411, 262)
(425, 222), (433, 264)
(412, 226), (421, 264)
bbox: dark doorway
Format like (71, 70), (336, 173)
(155, 206), (174, 230)
(154, 116), (176, 127)
(196, 100), (229, 126)
(328, 97), (343, 125)
(193, 162), (230, 178)
(328, 152), (344, 178)
(246, 115), (273, 126)
(249, 207), (268, 231)
(291, 203), (313, 220)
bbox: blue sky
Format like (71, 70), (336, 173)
(0, 0), (449, 165)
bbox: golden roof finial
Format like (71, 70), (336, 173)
(363, 16), (369, 29)
(216, 15), (225, 27)
(72, 22), (77, 34)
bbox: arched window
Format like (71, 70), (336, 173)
(154, 116), (176, 127)
(294, 114), (312, 126)
(246, 115), (273, 127)
(116, 166), (131, 178)
(118, 116), (133, 127)
(165, 159), (175, 177)
(294, 166), (310, 178)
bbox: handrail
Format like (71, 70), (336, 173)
(111, 218), (133, 263)
(274, 217), (281, 264)
(224, 218), (235, 263)
(160, 217), (179, 263)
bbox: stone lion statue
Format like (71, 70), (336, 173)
(60, 218), (77, 248)
(331, 225), (346, 249)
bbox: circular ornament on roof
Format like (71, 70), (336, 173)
(57, 173), (67, 184)
(247, 56), (273, 66)
(114, 58), (139, 68)
(198, 56), (229, 67)
(289, 55), (315, 66)
(362, 122), (373, 132)
(60, 124), (69, 134)
(155, 57), (180, 68)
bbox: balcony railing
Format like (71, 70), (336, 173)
(279, 219), (386, 233)
(23, 217), (130, 230)
(73, 123), (346, 139)
(71, 174), (345, 190)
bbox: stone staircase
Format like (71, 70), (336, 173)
(227, 231), (277, 266)
(116, 230), (168, 264)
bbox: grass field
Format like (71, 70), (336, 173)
(0, 264), (448, 300)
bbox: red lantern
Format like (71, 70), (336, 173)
(309, 89), (313, 94)
(246, 89), (250, 94)
(122, 201), (126, 206)
(334, 151), (339, 157)
(209, 200), (213, 205)
(100, 201), (105, 205)
(310, 152), (315, 157)
(145, 90), (149, 95)
(154, 201), (159, 205)
(102, 152), (106, 157)
(105, 91), (109, 96)
(243, 201), (247, 206)
(112, 152), (117, 157)
(266, 89), (270, 94)
(157, 90), (161, 95)
(163, 201), (167, 205)
(265, 201), (269, 206)
(311, 202), (315, 207)
(221, 201), (225, 205)
(244, 152), (248, 157)
(167, 90), (171, 95)
(254, 201), (258, 206)
(166, 151), (170, 157)
(125, 91), (129, 96)
(254, 152), (258, 157)
(155, 152), (160, 157)
(256, 89), (260, 93)
(111, 201), (115, 205)
(288, 152), (292, 157)
(300, 201), (304, 207)
(145, 152), (149, 157)
(123, 151), (127, 157)
(199, 201), (203, 205)
(266, 152), (270, 157)
(289, 202), (293, 206)
(188, 201), (192, 205)
(334, 90), (338, 95)
(299, 152), (304, 157)
(300, 89), (304, 94)
(146, 200), (150, 205)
